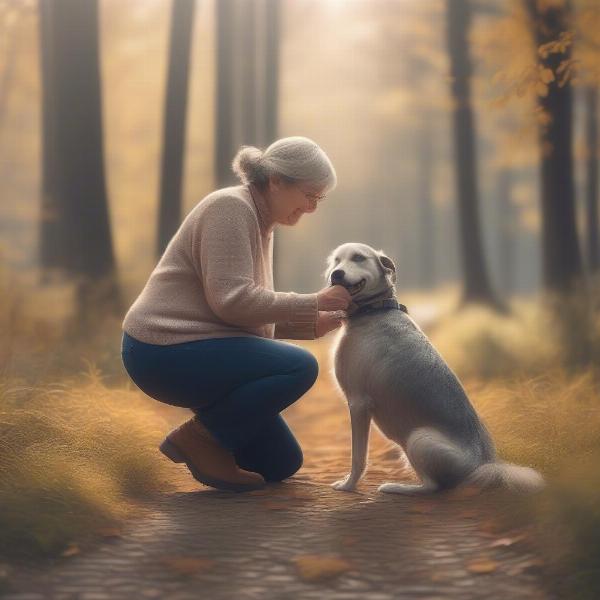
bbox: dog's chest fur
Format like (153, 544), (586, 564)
(330, 311), (424, 407)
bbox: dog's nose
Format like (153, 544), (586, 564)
(331, 269), (345, 283)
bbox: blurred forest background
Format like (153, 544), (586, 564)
(1, 1), (600, 597)
(1, 0), (598, 330)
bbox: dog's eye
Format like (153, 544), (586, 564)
(351, 254), (366, 262)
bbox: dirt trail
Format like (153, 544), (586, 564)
(3, 346), (551, 600)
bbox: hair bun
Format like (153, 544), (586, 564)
(232, 146), (264, 185)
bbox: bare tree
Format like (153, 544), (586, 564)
(213, 0), (282, 282)
(214, 0), (281, 183)
(495, 168), (515, 293)
(214, 0), (236, 188)
(585, 85), (599, 273)
(446, 0), (505, 311)
(0, 2), (22, 147)
(38, 0), (65, 280)
(37, 0), (121, 325)
(156, 0), (197, 258)
(417, 123), (435, 289)
(264, 0), (280, 147)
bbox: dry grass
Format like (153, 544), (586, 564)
(0, 368), (173, 558)
(467, 371), (600, 475)
(428, 292), (600, 380)
(0, 264), (173, 558)
(468, 370), (600, 597)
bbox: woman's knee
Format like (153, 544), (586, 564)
(292, 349), (319, 386)
(266, 444), (304, 482)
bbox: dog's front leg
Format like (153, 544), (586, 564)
(331, 402), (371, 492)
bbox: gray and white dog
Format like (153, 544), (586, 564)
(325, 242), (545, 495)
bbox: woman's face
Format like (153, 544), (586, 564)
(267, 176), (327, 226)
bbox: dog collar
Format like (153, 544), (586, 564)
(347, 297), (408, 318)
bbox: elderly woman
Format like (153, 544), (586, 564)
(121, 136), (351, 492)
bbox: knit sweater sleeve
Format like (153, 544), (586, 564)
(193, 197), (318, 328)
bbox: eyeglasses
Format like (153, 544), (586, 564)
(301, 189), (327, 204)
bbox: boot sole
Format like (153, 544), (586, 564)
(158, 438), (265, 493)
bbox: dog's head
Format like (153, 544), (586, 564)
(322, 242), (397, 302)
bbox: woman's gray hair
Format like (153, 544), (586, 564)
(231, 136), (337, 192)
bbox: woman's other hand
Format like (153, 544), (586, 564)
(316, 285), (352, 311)
(315, 311), (346, 338)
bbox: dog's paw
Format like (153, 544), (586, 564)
(331, 475), (357, 492)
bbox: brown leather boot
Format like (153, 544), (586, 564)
(159, 416), (265, 492)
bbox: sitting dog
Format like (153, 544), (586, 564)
(325, 242), (544, 495)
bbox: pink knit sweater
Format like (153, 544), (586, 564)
(122, 183), (319, 345)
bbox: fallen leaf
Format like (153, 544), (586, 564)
(0, 563), (11, 579)
(262, 501), (289, 510)
(431, 570), (459, 582)
(489, 533), (527, 548)
(286, 491), (314, 500)
(410, 514), (432, 527)
(466, 558), (499, 574)
(341, 536), (359, 547)
(287, 478), (322, 487)
(159, 556), (216, 576)
(407, 501), (436, 514)
(61, 543), (80, 557)
(478, 519), (507, 537)
(248, 489), (272, 496)
(448, 485), (481, 499)
(267, 490), (314, 502)
(506, 558), (544, 575)
(97, 527), (122, 539)
(293, 554), (352, 581)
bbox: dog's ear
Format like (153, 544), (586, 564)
(376, 251), (396, 284)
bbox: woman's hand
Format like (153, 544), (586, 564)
(316, 285), (352, 311)
(315, 310), (347, 338)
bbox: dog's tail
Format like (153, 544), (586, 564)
(463, 461), (545, 494)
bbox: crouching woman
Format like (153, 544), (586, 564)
(121, 136), (351, 491)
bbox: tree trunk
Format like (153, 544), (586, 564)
(417, 124), (435, 289)
(39, 0), (121, 321)
(264, 0), (280, 147)
(496, 169), (514, 293)
(445, 0), (505, 311)
(214, 0), (282, 285)
(524, 0), (584, 293)
(214, 0), (236, 188)
(241, 0), (258, 145)
(38, 0), (66, 281)
(264, 0), (281, 287)
(585, 86), (599, 273)
(0, 6), (19, 147)
(156, 0), (197, 258)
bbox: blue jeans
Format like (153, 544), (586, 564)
(120, 332), (319, 482)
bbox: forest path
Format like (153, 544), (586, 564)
(3, 343), (551, 600)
